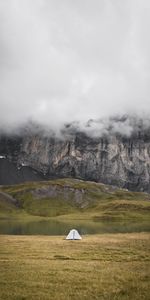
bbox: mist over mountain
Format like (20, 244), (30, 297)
(0, 115), (150, 192)
(0, 0), (150, 134)
(1, 1), (150, 191)
(1, 114), (150, 140)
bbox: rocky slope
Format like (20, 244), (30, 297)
(0, 122), (150, 191)
(1, 178), (150, 220)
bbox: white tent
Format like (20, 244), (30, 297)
(66, 229), (82, 240)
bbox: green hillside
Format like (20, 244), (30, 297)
(0, 178), (150, 222)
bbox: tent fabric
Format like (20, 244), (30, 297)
(66, 229), (82, 240)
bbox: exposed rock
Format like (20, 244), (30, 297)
(0, 128), (150, 192)
(32, 185), (88, 208)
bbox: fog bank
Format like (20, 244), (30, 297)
(0, 0), (150, 135)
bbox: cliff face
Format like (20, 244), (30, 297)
(0, 130), (150, 192)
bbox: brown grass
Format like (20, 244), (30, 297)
(0, 233), (150, 300)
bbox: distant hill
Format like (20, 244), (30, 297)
(0, 178), (150, 221)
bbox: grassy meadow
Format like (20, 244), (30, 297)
(0, 178), (150, 299)
(0, 233), (150, 300)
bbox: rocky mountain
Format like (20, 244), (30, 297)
(0, 118), (150, 192)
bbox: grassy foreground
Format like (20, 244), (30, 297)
(0, 233), (150, 300)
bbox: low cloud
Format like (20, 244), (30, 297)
(0, 0), (150, 136)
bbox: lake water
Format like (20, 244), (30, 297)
(0, 219), (149, 235)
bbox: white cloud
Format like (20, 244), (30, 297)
(0, 0), (150, 134)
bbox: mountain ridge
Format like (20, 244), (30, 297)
(1, 119), (150, 192)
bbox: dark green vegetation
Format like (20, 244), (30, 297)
(0, 233), (149, 300)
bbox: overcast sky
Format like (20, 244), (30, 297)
(0, 0), (150, 133)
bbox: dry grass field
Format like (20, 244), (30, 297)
(0, 233), (150, 300)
